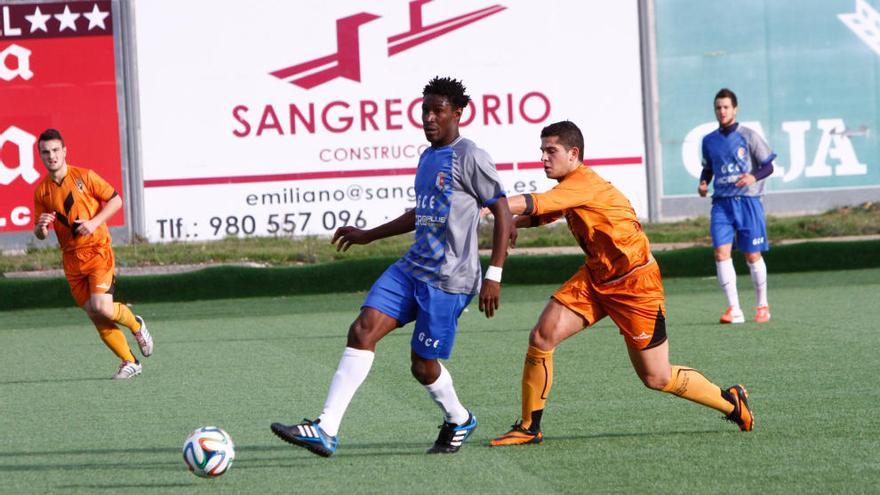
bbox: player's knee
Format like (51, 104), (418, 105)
(409, 359), (437, 385)
(96, 305), (114, 320)
(640, 372), (670, 391)
(83, 304), (101, 320)
(346, 320), (376, 350)
(528, 325), (555, 350)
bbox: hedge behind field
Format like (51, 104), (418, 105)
(1, 240), (877, 311)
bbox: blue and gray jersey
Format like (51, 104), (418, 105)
(397, 136), (506, 295)
(701, 123), (776, 197)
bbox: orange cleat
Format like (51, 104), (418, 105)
(719, 306), (745, 324)
(490, 422), (543, 446)
(722, 385), (754, 432)
(754, 306), (771, 323)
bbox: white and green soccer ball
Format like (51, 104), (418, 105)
(182, 426), (235, 478)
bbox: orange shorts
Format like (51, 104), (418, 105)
(62, 245), (116, 307)
(552, 259), (667, 350)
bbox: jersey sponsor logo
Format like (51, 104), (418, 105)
(720, 162), (741, 175)
(751, 236), (765, 245)
(631, 332), (651, 341)
(96, 282), (110, 289)
(415, 214), (447, 227)
(270, 2), (507, 89)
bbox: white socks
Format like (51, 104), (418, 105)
(318, 347), (375, 437)
(424, 362), (469, 425)
(715, 259), (740, 310)
(748, 257), (769, 307)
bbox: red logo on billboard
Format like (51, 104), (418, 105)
(271, 0), (506, 89)
(0, 1), (123, 233)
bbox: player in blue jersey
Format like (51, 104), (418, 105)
(698, 88), (775, 324)
(271, 77), (512, 456)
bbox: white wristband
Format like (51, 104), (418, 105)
(485, 265), (502, 283)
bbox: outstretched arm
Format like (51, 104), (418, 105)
(507, 194), (528, 215)
(479, 196), (511, 318)
(332, 209), (416, 251)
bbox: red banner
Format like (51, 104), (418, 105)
(0, 1), (123, 233)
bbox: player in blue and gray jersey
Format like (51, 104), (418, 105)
(271, 77), (512, 457)
(698, 88), (775, 324)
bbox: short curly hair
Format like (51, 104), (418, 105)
(423, 76), (470, 109)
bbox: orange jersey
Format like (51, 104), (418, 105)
(33, 165), (117, 253)
(526, 165), (651, 284)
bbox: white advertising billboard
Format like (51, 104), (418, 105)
(134, 0), (646, 241)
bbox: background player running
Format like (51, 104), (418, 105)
(33, 129), (153, 380)
(271, 77), (512, 456)
(699, 88), (775, 324)
(490, 121), (753, 447)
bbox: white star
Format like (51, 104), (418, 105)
(83, 3), (109, 31)
(25, 6), (51, 33)
(54, 5), (81, 32)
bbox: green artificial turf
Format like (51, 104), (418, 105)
(1, 269), (879, 493)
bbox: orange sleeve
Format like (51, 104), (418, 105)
(529, 176), (593, 216)
(32, 185), (46, 225)
(86, 170), (118, 202)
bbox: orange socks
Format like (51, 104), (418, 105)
(662, 365), (734, 414)
(96, 324), (137, 363)
(112, 303), (141, 333)
(521, 346), (554, 431)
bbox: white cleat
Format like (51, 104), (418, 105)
(112, 361), (142, 380)
(134, 315), (153, 357)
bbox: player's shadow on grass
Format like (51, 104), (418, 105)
(0, 446), (178, 462)
(0, 377), (107, 385)
(246, 429), (735, 462)
(239, 442), (446, 462)
(59, 482), (197, 491)
(539, 429), (733, 443)
(0, 460), (180, 472)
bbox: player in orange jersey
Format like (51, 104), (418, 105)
(490, 121), (753, 446)
(32, 129), (153, 379)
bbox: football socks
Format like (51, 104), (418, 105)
(424, 362), (469, 425)
(112, 302), (141, 333)
(318, 347), (375, 437)
(95, 324), (137, 363)
(521, 346), (554, 431)
(715, 259), (741, 311)
(747, 258), (769, 307)
(662, 365), (735, 414)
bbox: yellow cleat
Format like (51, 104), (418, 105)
(490, 422), (543, 446)
(722, 385), (754, 432)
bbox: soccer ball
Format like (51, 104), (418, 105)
(182, 426), (235, 478)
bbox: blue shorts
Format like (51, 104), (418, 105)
(362, 262), (474, 359)
(710, 196), (769, 252)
